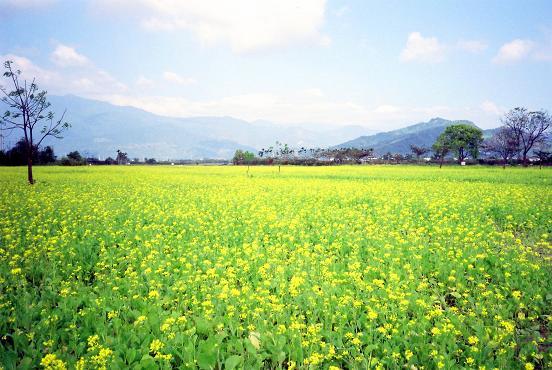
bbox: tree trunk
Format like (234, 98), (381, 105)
(27, 142), (34, 184)
(27, 157), (34, 184)
(439, 156), (444, 168)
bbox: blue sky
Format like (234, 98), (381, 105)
(1, 0), (551, 130)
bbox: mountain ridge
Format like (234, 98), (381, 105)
(5, 95), (498, 159)
(334, 118), (495, 155)
(41, 95), (374, 159)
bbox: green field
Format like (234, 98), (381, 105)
(1, 165), (551, 369)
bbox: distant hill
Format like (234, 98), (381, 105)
(34, 95), (372, 159)
(7, 95), (498, 159)
(334, 117), (496, 155)
(42, 95), (254, 160)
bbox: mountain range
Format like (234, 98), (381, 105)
(4, 95), (497, 159)
(334, 118), (496, 155)
(37, 95), (374, 159)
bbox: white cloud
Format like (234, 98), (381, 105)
(0, 54), (58, 86)
(100, 91), (500, 130)
(135, 76), (154, 88)
(162, 71), (196, 85)
(492, 39), (534, 63)
(400, 32), (446, 63)
(335, 5), (349, 17)
(50, 44), (89, 67)
(480, 100), (502, 115)
(373, 105), (401, 114)
(534, 49), (552, 61)
(1, 51), (126, 97)
(533, 31), (552, 61)
(0, 52), (506, 130)
(1, 0), (56, 8)
(457, 39), (488, 53)
(301, 88), (324, 98)
(92, 0), (329, 53)
(413, 105), (451, 116)
(102, 91), (372, 126)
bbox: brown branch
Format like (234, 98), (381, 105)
(36, 110), (68, 148)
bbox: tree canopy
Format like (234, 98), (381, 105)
(435, 124), (483, 163)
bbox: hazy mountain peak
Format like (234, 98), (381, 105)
(30, 95), (488, 159)
(334, 117), (481, 155)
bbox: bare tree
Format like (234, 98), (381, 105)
(116, 149), (129, 165)
(410, 144), (430, 162)
(533, 141), (551, 169)
(0, 60), (70, 183)
(482, 126), (519, 169)
(502, 107), (550, 166)
(432, 136), (449, 168)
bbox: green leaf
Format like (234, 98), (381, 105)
(224, 355), (242, 370)
(126, 348), (137, 364)
(139, 355), (156, 370)
(197, 338), (218, 369)
(195, 317), (212, 336)
(197, 350), (217, 370)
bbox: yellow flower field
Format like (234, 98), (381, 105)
(0, 165), (551, 369)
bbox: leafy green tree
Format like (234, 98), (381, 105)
(61, 150), (85, 166)
(38, 146), (55, 164)
(0, 139), (56, 165)
(67, 151), (82, 162)
(232, 149), (255, 165)
(435, 124), (483, 163)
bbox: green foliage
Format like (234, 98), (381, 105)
(435, 124), (483, 163)
(61, 151), (85, 166)
(67, 151), (82, 162)
(0, 166), (550, 369)
(0, 139), (56, 165)
(233, 149), (256, 164)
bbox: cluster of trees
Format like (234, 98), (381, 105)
(0, 139), (139, 167)
(60, 151), (86, 166)
(232, 149), (256, 164)
(233, 109), (550, 168)
(429, 108), (550, 168)
(483, 108), (550, 167)
(431, 124), (484, 168)
(234, 143), (375, 166)
(0, 138), (55, 165)
(1, 59), (550, 183)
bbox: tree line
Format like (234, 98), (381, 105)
(1, 59), (550, 184)
(233, 112), (550, 168)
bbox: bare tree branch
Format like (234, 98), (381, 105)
(1, 59), (70, 183)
